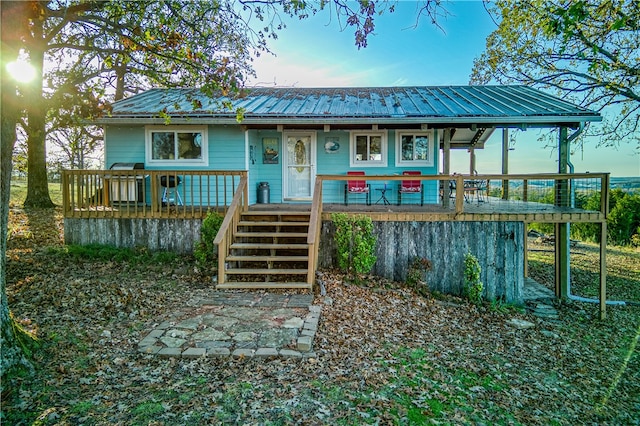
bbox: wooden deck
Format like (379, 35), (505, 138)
(251, 197), (605, 223)
(61, 171), (608, 224)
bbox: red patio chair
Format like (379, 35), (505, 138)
(344, 171), (371, 206)
(397, 171), (424, 206)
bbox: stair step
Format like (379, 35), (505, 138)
(235, 232), (308, 238)
(244, 210), (310, 216)
(238, 221), (309, 227)
(217, 281), (312, 290)
(230, 243), (309, 250)
(226, 268), (308, 275)
(226, 255), (309, 262)
(241, 214), (310, 222)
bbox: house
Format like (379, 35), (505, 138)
(64, 86), (608, 311)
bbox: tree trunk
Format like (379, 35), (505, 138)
(1, 0), (32, 384)
(115, 64), (126, 101)
(23, 11), (54, 208)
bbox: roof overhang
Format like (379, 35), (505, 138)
(94, 115), (596, 128)
(95, 86), (602, 133)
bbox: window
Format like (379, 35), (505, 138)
(395, 131), (434, 166)
(146, 126), (208, 165)
(349, 131), (387, 167)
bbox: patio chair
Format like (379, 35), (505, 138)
(440, 179), (456, 200)
(344, 171), (371, 205)
(397, 171), (424, 206)
(464, 172), (487, 204)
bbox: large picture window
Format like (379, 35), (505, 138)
(395, 131), (434, 167)
(146, 126), (208, 165)
(349, 131), (387, 167)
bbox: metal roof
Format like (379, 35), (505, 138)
(102, 85), (601, 127)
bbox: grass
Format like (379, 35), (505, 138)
(46, 244), (182, 265)
(131, 401), (164, 424)
(9, 178), (63, 207)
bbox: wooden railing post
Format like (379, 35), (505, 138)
(455, 174), (464, 215)
(601, 173), (610, 217)
(62, 170), (70, 216)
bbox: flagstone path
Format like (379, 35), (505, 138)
(137, 292), (319, 359)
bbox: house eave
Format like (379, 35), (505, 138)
(94, 114), (601, 129)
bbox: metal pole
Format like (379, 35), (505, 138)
(555, 127), (570, 300)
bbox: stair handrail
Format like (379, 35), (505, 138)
(307, 177), (324, 287)
(213, 175), (248, 285)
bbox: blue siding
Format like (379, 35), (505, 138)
(105, 124), (247, 206)
(315, 130), (440, 205)
(105, 124), (246, 170)
(208, 125), (246, 170)
(106, 125), (440, 206)
(105, 126), (145, 167)
(316, 131), (352, 204)
(248, 130), (283, 203)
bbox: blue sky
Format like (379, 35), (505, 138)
(249, 1), (639, 177)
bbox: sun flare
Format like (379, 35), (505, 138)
(6, 59), (36, 83)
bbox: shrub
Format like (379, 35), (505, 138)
(607, 190), (640, 246)
(194, 211), (224, 265)
(406, 257), (432, 297)
(463, 252), (483, 304)
(332, 213), (377, 279)
(572, 189), (640, 246)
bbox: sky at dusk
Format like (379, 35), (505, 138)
(249, 1), (639, 177)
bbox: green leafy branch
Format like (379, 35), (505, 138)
(332, 213), (377, 281)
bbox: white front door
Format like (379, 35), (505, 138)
(283, 132), (316, 201)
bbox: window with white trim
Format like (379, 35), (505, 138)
(349, 131), (387, 167)
(395, 131), (434, 167)
(146, 126), (208, 165)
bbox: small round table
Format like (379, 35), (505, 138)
(375, 183), (391, 205)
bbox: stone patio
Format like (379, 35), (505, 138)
(137, 292), (319, 359)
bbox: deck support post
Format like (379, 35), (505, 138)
(502, 128), (509, 200)
(600, 220), (607, 319)
(555, 222), (570, 299)
(555, 127), (570, 300)
(443, 129), (451, 208)
(469, 146), (476, 175)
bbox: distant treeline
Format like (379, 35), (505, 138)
(529, 188), (640, 247)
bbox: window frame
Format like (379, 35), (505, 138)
(349, 131), (388, 168)
(145, 125), (208, 166)
(395, 130), (434, 167)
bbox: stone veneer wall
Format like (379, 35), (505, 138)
(318, 221), (525, 303)
(65, 218), (524, 303)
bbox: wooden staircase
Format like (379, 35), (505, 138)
(217, 209), (313, 290)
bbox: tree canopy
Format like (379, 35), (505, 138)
(8, 0), (446, 208)
(1, 0), (446, 379)
(471, 0), (640, 148)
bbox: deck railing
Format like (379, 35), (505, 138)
(212, 175), (249, 285)
(307, 178), (324, 286)
(62, 169), (248, 219)
(319, 172), (610, 218)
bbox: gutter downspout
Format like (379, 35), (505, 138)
(565, 124), (625, 306)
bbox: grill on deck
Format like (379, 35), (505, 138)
(108, 162), (145, 203)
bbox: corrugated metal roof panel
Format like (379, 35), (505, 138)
(105, 86), (601, 125)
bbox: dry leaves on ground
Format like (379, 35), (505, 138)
(3, 206), (639, 425)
